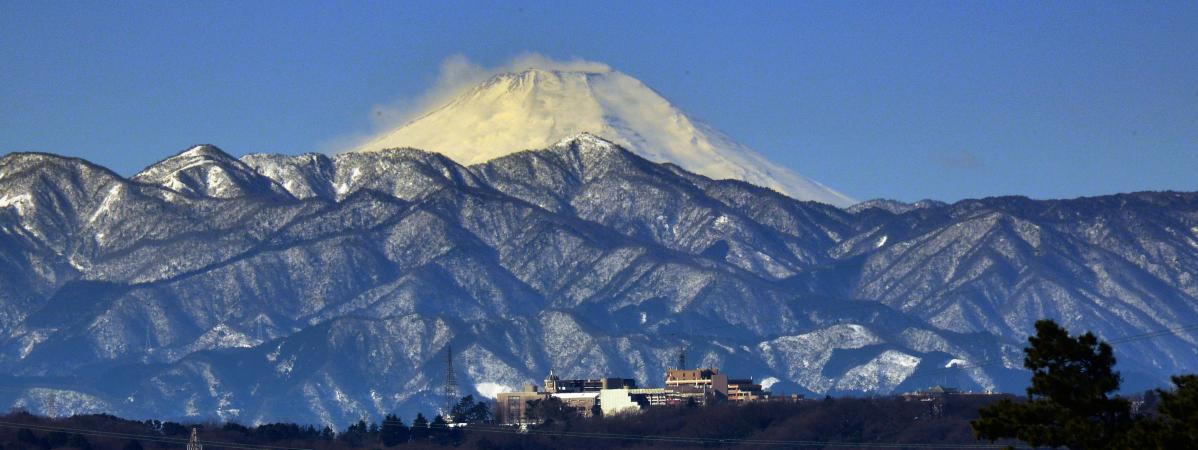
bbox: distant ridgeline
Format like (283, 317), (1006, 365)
(0, 134), (1196, 425)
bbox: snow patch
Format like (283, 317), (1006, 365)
(0, 193), (31, 215)
(474, 382), (514, 400)
(760, 377), (780, 390)
(15, 388), (110, 418)
(276, 355), (296, 376)
(944, 358), (967, 368)
(18, 331), (48, 359)
(835, 350), (921, 393)
(88, 185), (123, 223)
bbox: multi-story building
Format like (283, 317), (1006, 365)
(496, 372), (640, 424)
(553, 392), (601, 417)
(598, 388), (668, 415)
(499, 368), (771, 423)
(665, 368), (769, 402)
(726, 377), (768, 402)
(665, 368), (728, 394)
(495, 384), (549, 425)
(544, 370), (636, 394)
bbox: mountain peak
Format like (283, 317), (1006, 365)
(550, 132), (617, 150)
(178, 144), (231, 159)
(133, 145), (290, 199)
(351, 68), (855, 206)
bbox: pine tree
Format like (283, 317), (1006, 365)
(379, 413), (409, 446)
(410, 413), (430, 441)
(451, 395), (493, 423)
(426, 414), (452, 447)
(339, 419), (369, 446)
(972, 320), (1132, 449)
(1122, 375), (1198, 448)
(525, 396), (574, 424)
(450, 395), (471, 423)
(470, 400), (492, 423)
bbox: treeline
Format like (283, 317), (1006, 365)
(0, 394), (1017, 450)
(0, 395), (495, 450)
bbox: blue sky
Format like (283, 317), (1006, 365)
(2, 1), (1195, 202)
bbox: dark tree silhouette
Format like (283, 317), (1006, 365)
(525, 396), (575, 424)
(379, 413), (409, 446)
(973, 319), (1132, 449)
(451, 395), (492, 423)
(410, 412), (430, 441)
(431, 414), (457, 445)
(1123, 375), (1198, 448)
(160, 422), (190, 436)
(339, 419), (373, 446)
(67, 434), (91, 450)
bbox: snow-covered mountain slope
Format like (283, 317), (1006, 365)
(0, 139), (1196, 426)
(352, 69), (855, 207)
(133, 145), (292, 199)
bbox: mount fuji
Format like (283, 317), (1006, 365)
(2, 62), (1197, 426)
(352, 68), (855, 207)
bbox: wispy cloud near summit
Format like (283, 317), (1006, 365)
(338, 53), (611, 152)
(344, 54), (855, 206)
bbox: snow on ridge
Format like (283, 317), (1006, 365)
(835, 350), (921, 393)
(15, 388), (110, 418)
(88, 185), (123, 223)
(0, 193), (32, 214)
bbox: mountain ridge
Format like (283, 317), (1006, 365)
(0, 135), (1195, 426)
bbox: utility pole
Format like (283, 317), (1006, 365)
(443, 344), (459, 420)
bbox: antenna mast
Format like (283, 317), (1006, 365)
(187, 428), (203, 450)
(443, 344), (459, 419)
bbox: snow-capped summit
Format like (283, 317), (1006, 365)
(134, 145), (291, 199)
(352, 68), (855, 207)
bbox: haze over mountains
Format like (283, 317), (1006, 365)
(0, 67), (1195, 427)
